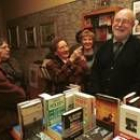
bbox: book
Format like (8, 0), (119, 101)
(38, 92), (52, 98)
(64, 93), (74, 111)
(17, 98), (43, 140)
(119, 132), (139, 140)
(113, 135), (128, 140)
(10, 125), (53, 140)
(119, 104), (140, 139)
(39, 131), (53, 140)
(10, 125), (21, 140)
(74, 92), (96, 132)
(65, 84), (81, 91)
(43, 93), (65, 128)
(63, 88), (77, 111)
(62, 107), (84, 140)
(45, 123), (62, 140)
(113, 132), (139, 140)
(123, 92), (137, 104)
(95, 93), (121, 136)
(75, 126), (113, 140)
(128, 96), (140, 108)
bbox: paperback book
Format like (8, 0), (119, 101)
(95, 93), (121, 136)
(75, 126), (113, 140)
(119, 104), (140, 139)
(17, 98), (43, 140)
(62, 107), (84, 140)
(74, 91), (96, 132)
(43, 93), (65, 128)
(123, 92), (137, 104)
(45, 123), (62, 140)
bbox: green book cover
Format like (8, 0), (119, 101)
(43, 94), (65, 127)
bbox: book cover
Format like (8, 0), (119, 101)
(62, 107), (84, 140)
(75, 126), (113, 140)
(128, 96), (140, 108)
(119, 104), (140, 139)
(113, 135), (128, 140)
(119, 132), (139, 140)
(43, 93), (65, 128)
(96, 93), (121, 136)
(17, 98), (43, 140)
(64, 92), (74, 111)
(10, 125), (21, 140)
(38, 92), (52, 98)
(123, 92), (137, 104)
(114, 132), (139, 140)
(74, 92), (96, 132)
(45, 123), (62, 140)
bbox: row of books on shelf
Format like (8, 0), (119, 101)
(11, 88), (140, 140)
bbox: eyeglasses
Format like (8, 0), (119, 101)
(113, 18), (132, 25)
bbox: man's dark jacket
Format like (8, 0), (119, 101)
(91, 35), (140, 99)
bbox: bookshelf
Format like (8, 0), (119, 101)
(82, 6), (122, 46)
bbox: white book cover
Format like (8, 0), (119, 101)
(123, 92), (137, 104)
(17, 98), (43, 139)
(74, 91), (96, 131)
(38, 92), (52, 98)
(120, 104), (140, 139)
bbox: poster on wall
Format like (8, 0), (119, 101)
(133, 0), (140, 35)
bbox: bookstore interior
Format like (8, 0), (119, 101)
(1, 0), (140, 140)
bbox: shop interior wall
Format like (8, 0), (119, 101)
(6, 0), (132, 86)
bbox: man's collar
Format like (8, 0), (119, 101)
(113, 36), (130, 45)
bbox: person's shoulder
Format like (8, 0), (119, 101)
(129, 35), (140, 43)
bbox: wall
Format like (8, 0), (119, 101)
(2, 0), (76, 20)
(6, 0), (132, 85)
(0, 5), (6, 37)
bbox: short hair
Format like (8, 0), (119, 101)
(77, 29), (95, 43)
(51, 37), (68, 53)
(0, 38), (7, 46)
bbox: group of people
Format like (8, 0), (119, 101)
(44, 8), (140, 99)
(42, 28), (97, 95)
(0, 8), (140, 139)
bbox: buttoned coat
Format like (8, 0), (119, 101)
(91, 35), (140, 99)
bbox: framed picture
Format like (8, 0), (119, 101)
(132, 0), (140, 35)
(8, 26), (20, 48)
(40, 22), (55, 47)
(99, 14), (113, 26)
(25, 27), (37, 48)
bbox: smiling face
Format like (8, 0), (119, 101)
(112, 9), (135, 42)
(55, 40), (70, 60)
(0, 41), (10, 62)
(82, 36), (94, 50)
(81, 29), (95, 51)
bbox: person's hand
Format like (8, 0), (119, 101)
(70, 46), (83, 62)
